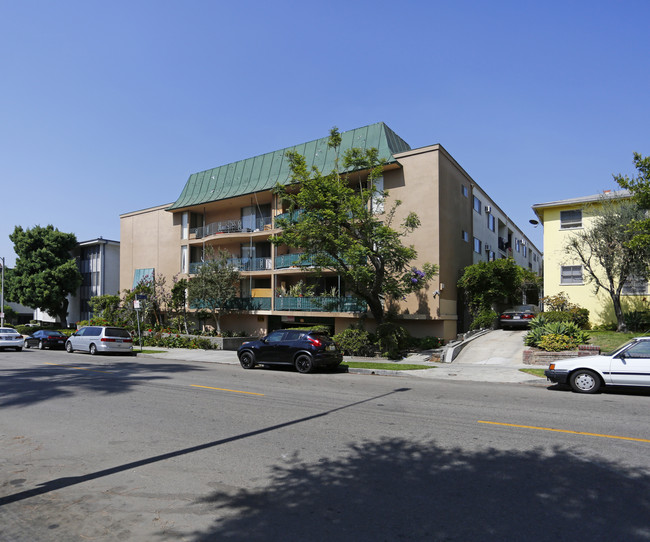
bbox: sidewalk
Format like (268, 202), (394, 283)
(135, 335), (545, 385)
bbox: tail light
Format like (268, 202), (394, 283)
(101, 338), (116, 342)
(308, 337), (322, 347)
(500, 314), (512, 319)
(549, 363), (555, 370)
(523, 314), (535, 319)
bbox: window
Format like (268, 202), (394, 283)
(515, 239), (521, 253)
(487, 213), (495, 232)
(488, 251), (495, 261)
(561, 265), (583, 285)
(461, 185), (468, 198)
(372, 177), (384, 213)
(622, 276), (648, 295)
(560, 209), (582, 229)
(462, 230), (469, 242)
(473, 237), (482, 254)
(473, 196), (482, 214)
(523, 245), (527, 257)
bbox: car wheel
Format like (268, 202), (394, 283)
(24, 340), (30, 349)
(295, 354), (314, 374)
(570, 369), (601, 394)
(239, 351), (256, 369)
(89, 343), (97, 356)
(66, 341), (74, 353)
(38, 340), (44, 350)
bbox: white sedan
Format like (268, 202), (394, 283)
(0, 327), (24, 351)
(545, 337), (650, 393)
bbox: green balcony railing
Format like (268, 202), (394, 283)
(275, 253), (316, 269)
(274, 296), (366, 312)
(190, 297), (271, 310)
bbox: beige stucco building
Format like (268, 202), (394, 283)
(120, 123), (541, 341)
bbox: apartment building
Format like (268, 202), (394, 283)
(120, 123), (541, 341)
(533, 190), (641, 327)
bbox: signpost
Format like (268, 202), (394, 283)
(134, 294), (147, 351)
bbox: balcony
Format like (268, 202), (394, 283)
(275, 253), (316, 269)
(189, 257), (272, 275)
(274, 209), (304, 226)
(191, 217), (272, 239)
(190, 297), (272, 310)
(274, 296), (366, 312)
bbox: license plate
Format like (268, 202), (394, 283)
(327, 345), (335, 351)
(513, 316), (520, 319)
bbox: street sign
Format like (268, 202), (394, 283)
(136, 294), (147, 300)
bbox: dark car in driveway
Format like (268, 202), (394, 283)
(237, 329), (343, 373)
(24, 330), (68, 350)
(499, 304), (539, 329)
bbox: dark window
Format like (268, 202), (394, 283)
(561, 265), (583, 285)
(560, 209), (582, 229)
(622, 276), (648, 295)
(473, 196), (482, 214)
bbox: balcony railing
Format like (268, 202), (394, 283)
(191, 217), (272, 239)
(274, 296), (366, 312)
(189, 257), (272, 275)
(189, 296), (365, 313)
(274, 209), (304, 227)
(275, 253), (316, 269)
(190, 297), (272, 310)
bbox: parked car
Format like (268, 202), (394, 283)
(237, 329), (343, 373)
(545, 337), (650, 393)
(24, 330), (68, 350)
(499, 304), (539, 329)
(66, 326), (133, 355)
(0, 327), (23, 351)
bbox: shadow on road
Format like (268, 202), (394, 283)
(0, 360), (206, 407)
(184, 437), (650, 542)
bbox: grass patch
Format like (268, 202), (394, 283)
(342, 362), (434, 371)
(135, 349), (167, 354)
(587, 331), (645, 354)
(519, 368), (546, 378)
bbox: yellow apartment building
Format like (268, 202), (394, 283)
(532, 189), (645, 327)
(120, 123), (542, 341)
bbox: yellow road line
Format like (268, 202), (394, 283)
(190, 384), (264, 396)
(44, 362), (112, 374)
(478, 420), (650, 443)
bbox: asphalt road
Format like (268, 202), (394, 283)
(2, 349), (650, 541)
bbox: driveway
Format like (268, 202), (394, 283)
(454, 329), (527, 366)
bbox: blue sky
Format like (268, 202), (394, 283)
(2, 0), (649, 267)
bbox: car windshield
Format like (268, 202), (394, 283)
(512, 305), (535, 312)
(47, 331), (65, 337)
(612, 339), (642, 357)
(0, 328), (16, 334)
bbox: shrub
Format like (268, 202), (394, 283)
(623, 310), (650, 332)
(538, 333), (580, 352)
(376, 322), (410, 360)
(410, 336), (444, 350)
(333, 328), (376, 357)
(524, 318), (590, 350)
(470, 308), (497, 330)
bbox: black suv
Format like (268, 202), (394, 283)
(237, 330), (343, 373)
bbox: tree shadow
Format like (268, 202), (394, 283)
(0, 358), (205, 408)
(183, 437), (650, 542)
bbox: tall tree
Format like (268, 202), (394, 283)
(457, 258), (540, 327)
(187, 248), (240, 333)
(273, 128), (437, 325)
(564, 198), (650, 332)
(614, 152), (650, 251)
(9, 225), (82, 325)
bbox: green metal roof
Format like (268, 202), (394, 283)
(167, 122), (411, 211)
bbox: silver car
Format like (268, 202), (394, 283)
(66, 326), (133, 355)
(0, 327), (24, 351)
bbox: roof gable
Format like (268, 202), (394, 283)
(167, 123), (410, 211)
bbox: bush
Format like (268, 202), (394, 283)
(333, 328), (376, 357)
(538, 309), (590, 329)
(524, 318), (590, 350)
(376, 322), (410, 360)
(538, 333), (580, 352)
(623, 310), (650, 332)
(470, 308), (497, 330)
(410, 336), (444, 350)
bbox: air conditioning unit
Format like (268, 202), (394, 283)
(485, 244), (491, 251)
(485, 205), (492, 213)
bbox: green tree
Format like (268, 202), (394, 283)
(187, 248), (240, 333)
(457, 258), (541, 328)
(273, 127), (437, 325)
(88, 294), (123, 325)
(9, 225), (82, 326)
(614, 153), (650, 251)
(564, 198), (650, 332)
